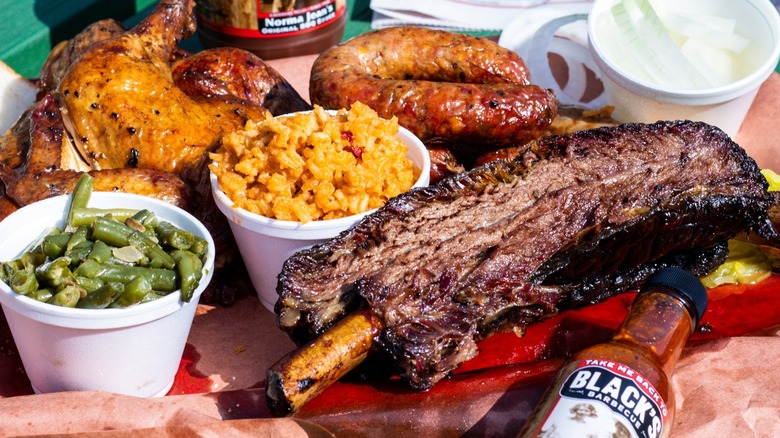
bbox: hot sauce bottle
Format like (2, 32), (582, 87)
(518, 267), (708, 438)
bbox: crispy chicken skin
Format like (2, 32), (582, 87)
(56, 1), (266, 173)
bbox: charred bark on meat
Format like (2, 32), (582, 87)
(275, 120), (780, 395)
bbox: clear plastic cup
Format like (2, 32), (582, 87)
(588, 0), (780, 137)
(211, 125), (430, 312)
(0, 193), (216, 397)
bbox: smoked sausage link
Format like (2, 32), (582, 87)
(309, 26), (558, 148)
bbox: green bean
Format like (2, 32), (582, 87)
(67, 173), (94, 228)
(75, 275), (104, 293)
(63, 282), (88, 299)
(189, 236), (209, 257)
(0, 262), (16, 282)
(66, 226), (90, 251)
(155, 221), (195, 251)
(87, 240), (112, 263)
(73, 259), (101, 277)
(130, 242), (170, 269)
(34, 257), (73, 287)
(70, 207), (140, 227)
(91, 217), (175, 269)
(77, 282), (124, 309)
(19, 250), (46, 271)
(131, 209), (158, 229)
(127, 230), (175, 268)
(47, 285), (81, 307)
(89, 217), (131, 247)
(112, 276), (152, 308)
(10, 270), (38, 295)
(42, 233), (71, 259)
(106, 265), (177, 291)
(75, 260), (177, 291)
(171, 249), (203, 302)
(26, 287), (54, 303)
(65, 242), (93, 264)
(69, 240), (93, 251)
(140, 291), (164, 303)
(2, 260), (22, 272)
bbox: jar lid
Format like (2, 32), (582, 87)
(642, 267), (708, 326)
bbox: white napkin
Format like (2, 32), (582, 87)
(0, 60), (36, 134)
(370, 0), (594, 32)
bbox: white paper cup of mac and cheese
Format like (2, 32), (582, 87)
(210, 105), (430, 311)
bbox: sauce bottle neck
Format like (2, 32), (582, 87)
(614, 289), (696, 377)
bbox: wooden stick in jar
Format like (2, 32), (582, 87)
(265, 310), (384, 416)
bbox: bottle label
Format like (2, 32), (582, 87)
(197, 0), (346, 39)
(535, 359), (668, 438)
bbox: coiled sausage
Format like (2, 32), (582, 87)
(309, 26), (558, 149)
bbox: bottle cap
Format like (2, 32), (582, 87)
(642, 267), (708, 326)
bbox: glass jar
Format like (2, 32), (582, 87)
(196, 0), (347, 60)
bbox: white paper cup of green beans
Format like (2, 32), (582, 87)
(0, 174), (215, 397)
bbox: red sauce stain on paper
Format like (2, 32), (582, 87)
(166, 343), (213, 395)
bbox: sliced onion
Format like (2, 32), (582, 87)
(655, 7), (749, 54)
(680, 38), (735, 87)
(609, 0), (712, 89)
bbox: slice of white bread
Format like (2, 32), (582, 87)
(0, 60), (37, 134)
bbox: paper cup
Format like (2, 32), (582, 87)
(588, 0), (780, 137)
(0, 193), (216, 397)
(211, 124), (430, 312)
